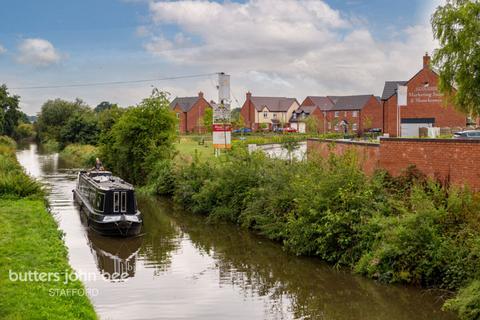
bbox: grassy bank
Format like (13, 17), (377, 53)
(0, 136), (97, 319)
(59, 144), (98, 168)
(148, 148), (480, 319)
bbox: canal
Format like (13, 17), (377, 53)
(17, 144), (456, 320)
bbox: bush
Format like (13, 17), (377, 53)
(60, 144), (98, 167)
(0, 136), (42, 198)
(99, 90), (177, 185)
(444, 280), (480, 320)
(149, 146), (480, 319)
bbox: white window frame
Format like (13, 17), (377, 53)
(334, 111), (339, 118)
(263, 112), (268, 119)
(273, 113), (277, 119)
(113, 192), (119, 213)
(352, 111), (358, 118)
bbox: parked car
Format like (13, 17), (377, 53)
(273, 127), (297, 133)
(453, 130), (480, 139)
(232, 128), (252, 134)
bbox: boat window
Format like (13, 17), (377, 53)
(113, 192), (119, 212)
(121, 192), (127, 213)
(96, 193), (105, 211)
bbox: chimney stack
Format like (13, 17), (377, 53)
(198, 91), (204, 98)
(246, 91), (252, 100)
(423, 52), (431, 69)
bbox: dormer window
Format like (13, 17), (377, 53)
(263, 112), (268, 118)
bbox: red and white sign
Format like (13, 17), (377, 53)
(212, 124), (232, 149)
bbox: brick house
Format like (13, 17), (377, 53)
(170, 92), (212, 134)
(381, 54), (469, 137)
(240, 92), (300, 131)
(292, 95), (382, 134)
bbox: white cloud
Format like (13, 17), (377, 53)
(143, 0), (439, 99)
(0, 44), (6, 54)
(16, 38), (61, 66)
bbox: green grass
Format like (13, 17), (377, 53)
(175, 136), (215, 161)
(0, 199), (97, 320)
(0, 136), (97, 319)
(60, 144), (98, 168)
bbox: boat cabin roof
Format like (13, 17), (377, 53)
(80, 170), (134, 191)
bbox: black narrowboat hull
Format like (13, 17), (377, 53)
(73, 189), (142, 237)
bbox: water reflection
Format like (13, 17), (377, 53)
(15, 144), (457, 320)
(86, 230), (142, 281)
(140, 196), (455, 320)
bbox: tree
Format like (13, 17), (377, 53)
(431, 0), (480, 115)
(305, 116), (321, 134)
(59, 111), (100, 147)
(94, 101), (115, 113)
(0, 84), (24, 137)
(202, 107), (213, 133)
(36, 98), (89, 142)
(15, 123), (35, 140)
(99, 90), (177, 185)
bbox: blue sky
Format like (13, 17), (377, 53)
(0, 0), (441, 114)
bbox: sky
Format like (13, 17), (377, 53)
(0, 0), (444, 115)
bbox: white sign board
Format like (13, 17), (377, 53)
(212, 124), (232, 149)
(397, 85), (408, 106)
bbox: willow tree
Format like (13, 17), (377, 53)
(431, 0), (480, 116)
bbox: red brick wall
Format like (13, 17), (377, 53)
(307, 139), (380, 175)
(361, 96), (382, 132)
(379, 138), (480, 188)
(240, 93), (255, 129)
(308, 138), (480, 190)
(173, 98), (211, 134)
(383, 68), (467, 137)
(173, 105), (187, 134)
(186, 98), (211, 133)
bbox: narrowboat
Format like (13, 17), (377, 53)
(73, 170), (142, 237)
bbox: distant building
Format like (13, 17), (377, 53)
(170, 92), (212, 134)
(381, 54), (470, 137)
(240, 92), (300, 131)
(293, 95), (382, 134)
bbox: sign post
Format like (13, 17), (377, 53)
(397, 85), (408, 137)
(213, 73), (231, 156)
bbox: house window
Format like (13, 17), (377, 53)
(352, 111), (358, 118)
(344, 111), (347, 117)
(334, 111), (339, 118)
(273, 113), (277, 119)
(352, 123), (358, 131)
(176, 113), (180, 119)
(263, 112), (268, 119)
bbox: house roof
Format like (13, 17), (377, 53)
(381, 81), (408, 100)
(296, 105), (317, 114)
(327, 95), (374, 111)
(170, 96), (199, 112)
(250, 96), (297, 112)
(305, 96), (334, 110)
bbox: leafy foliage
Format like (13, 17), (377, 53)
(149, 148), (480, 319)
(432, 0), (480, 116)
(0, 84), (26, 137)
(99, 90), (177, 185)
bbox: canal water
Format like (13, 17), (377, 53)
(17, 144), (456, 320)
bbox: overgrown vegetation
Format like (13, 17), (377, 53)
(0, 137), (97, 319)
(146, 147), (480, 319)
(60, 144), (99, 168)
